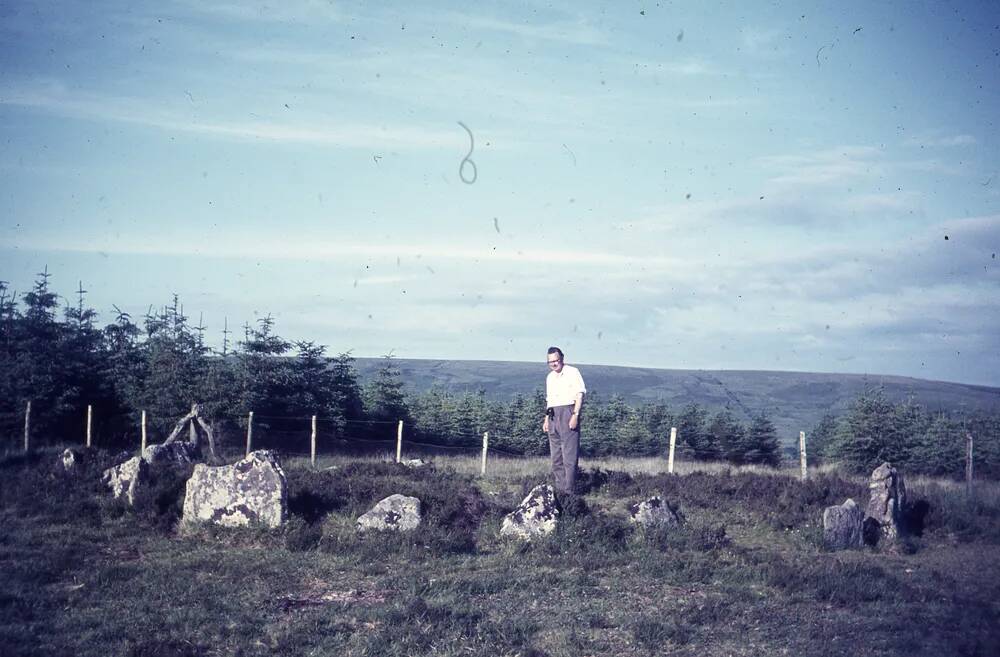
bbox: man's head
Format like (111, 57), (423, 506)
(547, 346), (564, 373)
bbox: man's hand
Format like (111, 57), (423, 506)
(568, 414), (578, 430)
(542, 416), (550, 433)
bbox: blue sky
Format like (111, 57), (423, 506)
(1, 0), (998, 385)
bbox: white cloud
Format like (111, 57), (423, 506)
(0, 82), (460, 149)
(0, 233), (689, 270)
(756, 145), (887, 187)
(439, 11), (607, 46)
(175, 0), (345, 24)
(904, 133), (977, 148)
(740, 26), (789, 57)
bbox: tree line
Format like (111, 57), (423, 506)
(1, 271), (997, 477)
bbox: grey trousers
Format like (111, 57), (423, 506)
(547, 405), (580, 494)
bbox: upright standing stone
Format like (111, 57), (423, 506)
(182, 451), (288, 528)
(500, 484), (560, 540)
(823, 498), (864, 550)
(863, 462), (907, 546)
(102, 456), (149, 506)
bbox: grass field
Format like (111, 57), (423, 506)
(2, 448), (998, 656)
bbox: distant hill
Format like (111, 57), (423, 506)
(353, 358), (1000, 445)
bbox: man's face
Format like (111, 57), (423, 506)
(547, 353), (563, 373)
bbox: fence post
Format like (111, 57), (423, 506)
(141, 410), (147, 453)
(86, 405), (93, 448)
(966, 432), (974, 498)
(481, 431), (489, 476)
(311, 415), (317, 467)
(23, 401), (31, 452)
(668, 427), (677, 474)
(245, 411), (254, 458)
(396, 420), (403, 463)
(799, 431), (808, 481)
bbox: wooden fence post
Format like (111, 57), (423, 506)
(23, 401), (31, 452)
(311, 415), (317, 467)
(799, 431), (808, 481)
(141, 410), (147, 453)
(396, 420), (403, 463)
(245, 411), (253, 458)
(481, 431), (489, 476)
(86, 405), (93, 448)
(668, 427), (677, 474)
(966, 432), (974, 498)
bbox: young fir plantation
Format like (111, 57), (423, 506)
(1, 272), (1000, 656)
(2, 271), (999, 476)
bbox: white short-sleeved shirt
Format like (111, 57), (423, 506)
(546, 364), (586, 407)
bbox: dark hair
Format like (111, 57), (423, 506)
(547, 346), (564, 361)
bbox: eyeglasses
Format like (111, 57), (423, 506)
(547, 359), (562, 366)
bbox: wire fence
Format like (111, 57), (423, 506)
(3, 400), (991, 488)
(1, 402), (539, 464)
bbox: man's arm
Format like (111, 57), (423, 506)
(569, 391), (584, 430)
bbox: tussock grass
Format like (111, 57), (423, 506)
(1, 445), (999, 656)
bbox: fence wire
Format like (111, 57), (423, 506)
(3, 403), (539, 460)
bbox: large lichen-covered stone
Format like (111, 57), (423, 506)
(356, 494), (422, 532)
(823, 498), (864, 550)
(864, 462), (906, 546)
(100, 440), (201, 506)
(628, 495), (682, 529)
(500, 484), (559, 540)
(142, 441), (201, 466)
(182, 451), (288, 528)
(102, 456), (149, 505)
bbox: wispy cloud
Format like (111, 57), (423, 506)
(625, 55), (731, 78)
(1, 234), (688, 269)
(904, 133), (977, 148)
(740, 26), (788, 57)
(174, 0), (345, 24)
(756, 145), (887, 186)
(438, 11), (607, 46)
(0, 81), (460, 149)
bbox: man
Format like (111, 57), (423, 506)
(542, 346), (586, 494)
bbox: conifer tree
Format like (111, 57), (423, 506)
(0, 281), (17, 436)
(282, 341), (348, 436)
(232, 314), (292, 419)
(829, 388), (913, 473)
(640, 401), (673, 454)
(741, 413), (782, 466)
(363, 354), (410, 425)
(61, 282), (113, 416)
(103, 306), (144, 409)
(329, 351), (364, 422)
(909, 413), (965, 477)
(579, 392), (611, 456)
(508, 389), (546, 455)
(807, 413), (839, 464)
(707, 409), (746, 463)
(137, 297), (211, 434)
(8, 269), (78, 435)
(615, 408), (655, 455)
(967, 413), (1000, 479)
(676, 403), (718, 460)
